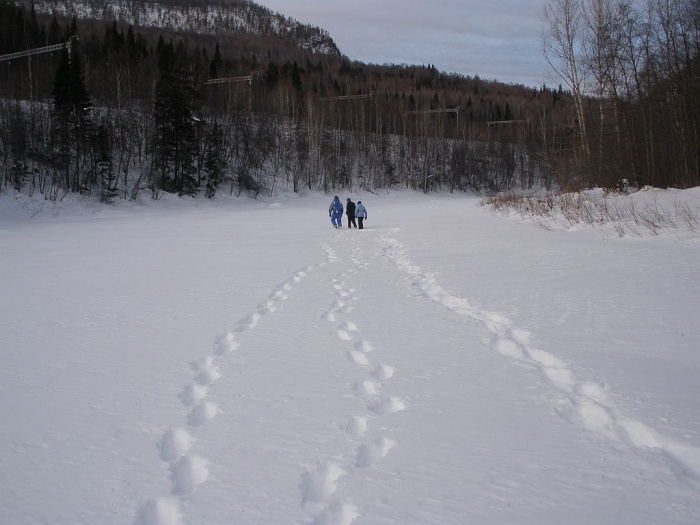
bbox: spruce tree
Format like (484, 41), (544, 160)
(51, 42), (92, 191)
(152, 40), (200, 195)
(203, 121), (225, 198)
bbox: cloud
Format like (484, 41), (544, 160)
(261, 0), (550, 85)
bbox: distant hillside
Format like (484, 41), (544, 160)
(4, 0), (694, 197)
(24, 0), (341, 56)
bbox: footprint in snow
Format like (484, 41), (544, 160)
(558, 397), (617, 440)
(214, 332), (240, 355)
(575, 381), (611, 405)
(192, 355), (214, 371)
(346, 350), (370, 366)
(337, 329), (354, 342)
(234, 312), (261, 332)
(247, 311), (263, 328)
(158, 428), (193, 462)
(342, 321), (359, 332)
(371, 364), (394, 381)
(354, 379), (378, 396)
(354, 340), (373, 353)
(171, 454), (209, 495)
(134, 497), (181, 525)
(335, 299), (347, 310)
(300, 461), (346, 504)
(369, 396), (406, 415)
(344, 416), (368, 439)
(527, 347), (568, 369)
(632, 425), (700, 483)
(188, 400), (218, 426)
(511, 328), (532, 345)
(180, 383), (207, 407)
(543, 367), (575, 392)
(195, 368), (220, 386)
(258, 300), (277, 315)
(493, 338), (526, 360)
(355, 437), (396, 468)
(191, 356), (220, 386)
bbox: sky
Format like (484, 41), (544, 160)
(261, 0), (552, 86)
(1, 188), (699, 524)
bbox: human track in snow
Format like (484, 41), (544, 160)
(300, 233), (405, 525)
(134, 223), (699, 525)
(135, 230), (407, 525)
(135, 266), (316, 525)
(380, 231), (700, 487)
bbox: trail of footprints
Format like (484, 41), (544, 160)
(137, 235), (403, 525)
(136, 266), (315, 525)
(300, 236), (405, 525)
(135, 227), (700, 523)
(137, 225), (700, 523)
(380, 231), (700, 485)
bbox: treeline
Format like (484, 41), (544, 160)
(0, 0), (697, 201)
(543, 0), (700, 190)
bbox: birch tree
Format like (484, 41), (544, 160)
(544, 0), (591, 182)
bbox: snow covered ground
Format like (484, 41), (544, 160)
(1, 188), (699, 525)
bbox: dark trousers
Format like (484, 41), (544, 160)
(347, 215), (357, 228)
(358, 217), (364, 229)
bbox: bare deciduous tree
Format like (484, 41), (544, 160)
(544, 0), (592, 179)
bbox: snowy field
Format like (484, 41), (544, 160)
(1, 188), (699, 525)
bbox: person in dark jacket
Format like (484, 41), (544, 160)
(328, 196), (343, 228)
(355, 200), (367, 229)
(346, 198), (357, 228)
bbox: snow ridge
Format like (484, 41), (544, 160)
(380, 232), (700, 486)
(135, 265), (315, 525)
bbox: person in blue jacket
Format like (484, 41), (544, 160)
(355, 200), (367, 229)
(328, 195), (343, 228)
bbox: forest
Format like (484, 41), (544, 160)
(0, 0), (698, 201)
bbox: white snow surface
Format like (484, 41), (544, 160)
(1, 189), (699, 524)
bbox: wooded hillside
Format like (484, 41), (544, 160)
(1, 0), (698, 201)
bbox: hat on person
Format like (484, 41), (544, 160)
(347, 198), (351, 201)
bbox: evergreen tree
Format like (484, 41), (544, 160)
(290, 61), (303, 92)
(95, 123), (117, 203)
(203, 121), (226, 198)
(264, 62), (279, 87)
(209, 42), (222, 78)
(51, 42), (93, 191)
(152, 40), (200, 195)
